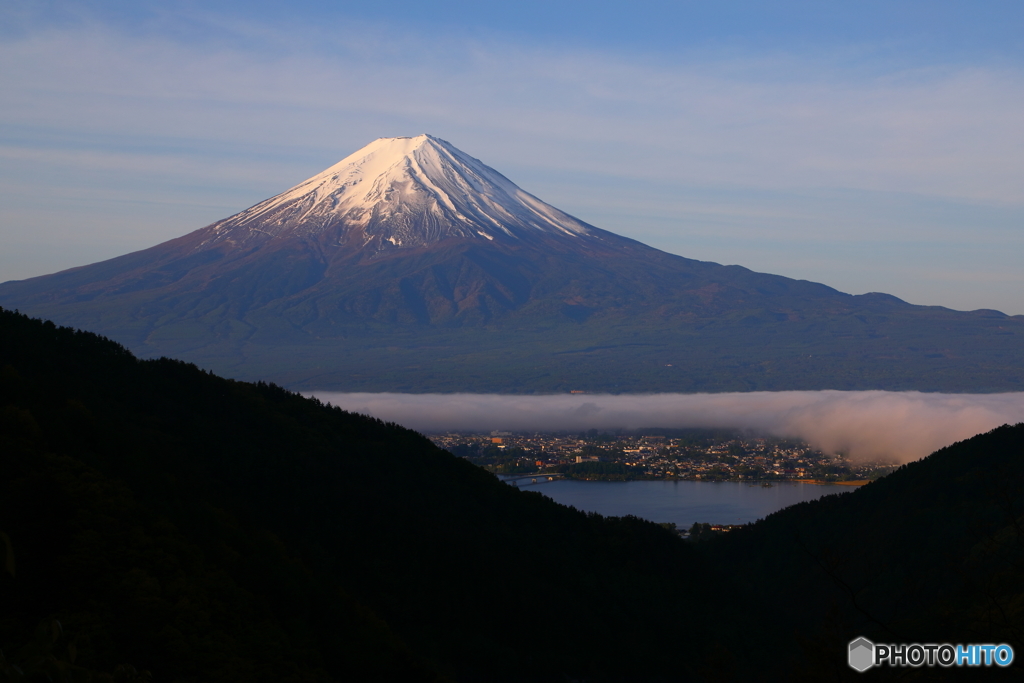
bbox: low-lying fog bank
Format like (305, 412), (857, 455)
(307, 391), (1024, 463)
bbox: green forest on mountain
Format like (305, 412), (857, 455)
(1, 307), (1023, 682)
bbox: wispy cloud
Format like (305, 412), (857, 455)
(310, 391), (1024, 464)
(2, 18), (1024, 312)
(3, 25), (1023, 203)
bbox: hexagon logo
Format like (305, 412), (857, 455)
(848, 637), (875, 672)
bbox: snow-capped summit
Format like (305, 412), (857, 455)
(209, 134), (598, 252)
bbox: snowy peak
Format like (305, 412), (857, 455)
(209, 135), (598, 251)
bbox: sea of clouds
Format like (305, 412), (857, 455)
(308, 391), (1024, 464)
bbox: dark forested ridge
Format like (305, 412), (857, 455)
(2, 307), (1023, 682)
(0, 308), (709, 682)
(706, 422), (1024, 681)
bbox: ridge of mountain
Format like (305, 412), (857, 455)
(1, 136), (1022, 392)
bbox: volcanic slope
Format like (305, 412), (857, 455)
(1, 134), (1022, 392)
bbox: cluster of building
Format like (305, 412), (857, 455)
(429, 430), (896, 483)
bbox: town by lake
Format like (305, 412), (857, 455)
(432, 428), (885, 529)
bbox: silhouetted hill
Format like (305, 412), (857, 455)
(703, 423), (1024, 680)
(2, 308), (1023, 681)
(0, 307), (709, 682)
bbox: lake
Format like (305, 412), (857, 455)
(507, 478), (856, 529)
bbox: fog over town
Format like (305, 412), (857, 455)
(310, 390), (1024, 463)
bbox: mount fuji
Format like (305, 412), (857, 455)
(1, 134), (1022, 392)
(218, 134), (599, 249)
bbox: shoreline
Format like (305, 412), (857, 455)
(519, 475), (872, 486)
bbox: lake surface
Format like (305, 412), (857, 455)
(507, 478), (855, 528)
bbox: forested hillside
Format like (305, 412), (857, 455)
(704, 421), (1024, 680)
(2, 307), (1022, 682)
(0, 307), (711, 682)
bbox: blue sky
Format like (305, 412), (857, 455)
(2, 1), (1023, 313)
